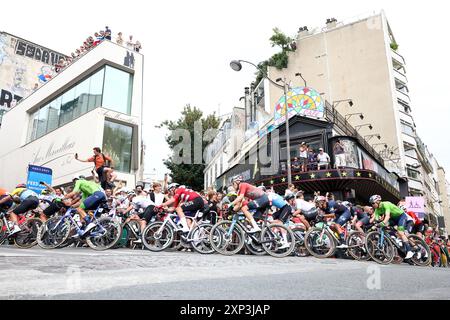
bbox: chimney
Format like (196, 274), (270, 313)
(298, 26), (309, 39)
(326, 18), (337, 29)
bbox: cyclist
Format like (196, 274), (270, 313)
(157, 183), (205, 233)
(369, 195), (414, 259)
(351, 205), (373, 233)
(401, 206), (425, 238)
(285, 193), (311, 230)
(0, 184), (40, 235)
(229, 176), (270, 233)
(63, 175), (107, 236)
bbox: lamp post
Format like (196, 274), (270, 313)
(345, 113), (364, 121)
(364, 134), (381, 142)
(230, 59), (293, 185)
(354, 123), (373, 131)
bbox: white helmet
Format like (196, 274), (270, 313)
(72, 175), (80, 181)
(168, 183), (179, 191)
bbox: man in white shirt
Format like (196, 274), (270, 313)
(317, 148), (331, 170)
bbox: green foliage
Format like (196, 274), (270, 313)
(158, 104), (220, 191)
(390, 41), (399, 51)
(255, 27), (296, 84)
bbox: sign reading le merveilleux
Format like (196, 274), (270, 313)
(26, 164), (52, 194)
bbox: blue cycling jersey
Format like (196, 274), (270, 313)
(267, 192), (288, 209)
(19, 189), (38, 201)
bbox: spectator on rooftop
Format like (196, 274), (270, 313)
(116, 32), (124, 46)
(134, 40), (142, 52)
(126, 35), (134, 50)
(105, 26), (112, 40)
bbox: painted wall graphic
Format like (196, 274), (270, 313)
(274, 87), (325, 127)
(0, 32), (63, 113)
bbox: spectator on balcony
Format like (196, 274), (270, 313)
(299, 142), (308, 172)
(333, 139), (346, 169)
(134, 40), (142, 52)
(307, 147), (317, 171)
(105, 26), (112, 40)
(126, 35), (135, 50)
(116, 32), (124, 46)
(317, 148), (331, 170)
(292, 157), (301, 172)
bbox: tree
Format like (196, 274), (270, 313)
(158, 105), (220, 191)
(255, 27), (296, 85)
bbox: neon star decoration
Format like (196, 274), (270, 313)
(270, 180), (274, 184)
(356, 172), (362, 177)
(310, 173), (316, 179)
(325, 172), (332, 177)
(273, 87), (325, 126)
(341, 171), (348, 177)
(368, 173), (372, 178)
(281, 177), (286, 182)
(295, 176), (300, 180)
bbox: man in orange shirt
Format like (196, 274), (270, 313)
(75, 147), (116, 188)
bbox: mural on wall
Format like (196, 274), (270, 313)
(339, 139), (360, 169)
(0, 32), (62, 112)
(274, 87), (325, 127)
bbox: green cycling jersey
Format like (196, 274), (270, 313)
(374, 201), (404, 220)
(73, 180), (102, 200)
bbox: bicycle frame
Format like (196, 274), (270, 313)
(50, 206), (108, 238)
(156, 210), (204, 243)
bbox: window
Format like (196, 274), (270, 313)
(407, 167), (421, 180)
(403, 143), (417, 158)
(401, 121), (415, 136)
(398, 99), (411, 114)
(27, 65), (133, 143)
(102, 120), (133, 173)
(102, 66), (133, 114)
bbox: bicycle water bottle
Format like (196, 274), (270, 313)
(7, 221), (14, 230)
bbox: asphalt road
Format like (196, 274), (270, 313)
(1, 245), (449, 300)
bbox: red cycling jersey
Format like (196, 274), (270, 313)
(238, 183), (265, 200)
(406, 211), (421, 226)
(173, 187), (201, 207)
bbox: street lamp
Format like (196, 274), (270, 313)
(333, 99), (354, 108)
(345, 113), (364, 121)
(355, 123), (373, 131)
(364, 134), (381, 142)
(230, 59), (293, 185)
(372, 143), (388, 149)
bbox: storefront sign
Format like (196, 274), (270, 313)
(405, 196), (425, 213)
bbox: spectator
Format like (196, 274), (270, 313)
(292, 157), (301, 172)
(126, 35), (134, 50)
(333, 139), (346, 169)
(317, 148), (331, 170)
(299, 142), (308, 172)
(32, 83), (39, 91)
(134, 40), (142, 52)
(93, 33), (101, 46)
(116, 32), (124, 46)
(307, 147), (317, 171)
(285, 183), (295, 197)
(105, 26), (112, 40)
(147, 182), (165, 206)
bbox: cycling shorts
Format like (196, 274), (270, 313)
(356, 214), (370, 226)
(389, 213), (408, 232)
(181, 197), (205, 217)
(43, 200), (66, 217)
(81, 191), (106, 210)
(12, 196), (39, 215)
(407, 222), (425, 235)
(0, 195), (13, 211)
(247, 194), (270, 212)
(334, 209), (352, 226)
(272, 204), (292, 223)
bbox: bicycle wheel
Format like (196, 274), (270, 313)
(86, 217), (122, 251)
(209, 220), (245, 256)
(346, 231), (370, 261)
(407, 235), (431, 267)
(365, 231), (395, 265)
(14, 218), (42, 249)
(305, 227), (336, 258)
(244, 231), (266, 256)
(0, 219), (8, 245)
(190, 223), (214, 254)
(37, 216), (71, 249)
(291, 226), (309, 257)
(141, 221), (175, 252)
(261, 224), (295, 258)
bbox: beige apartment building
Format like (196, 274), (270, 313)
(262, 11), (448, 228)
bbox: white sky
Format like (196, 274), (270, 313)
(2, 0), (449, 181)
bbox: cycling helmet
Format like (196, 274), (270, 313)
(227, 186), (236, 194)
(285, 193), (295, 201)
(16, 183), (26, 188)
(78, 175), (86, 180)
(315, 196), (327, 202)
(399, 204), (407, 212)
(167, 183), (179, 191)
(231, 175), (243, 183)
(341, 201), (352, 208)
(41, 189), (51, 195)
(258, 185), (267, 192)
(369, 195), (382, 204)
(72, 175), (80, 181)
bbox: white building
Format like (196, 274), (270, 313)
(0, 40), (144, 190)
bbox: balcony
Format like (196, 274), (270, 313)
(391, 49), (405, 65)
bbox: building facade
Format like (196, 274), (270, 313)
(0, 32), (66, 125)
(0, 39), (144, 190)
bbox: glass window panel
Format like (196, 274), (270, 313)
(72, 78), (90, 119)
(102, 120), (133, 173)
(27, 110), (40, 142)
(46, 96), (61, 133)
(59, 87), (76, 126)
(36, 104), (49, 139)
(102, 66), (132, 114)
(88, 68), (104, 111)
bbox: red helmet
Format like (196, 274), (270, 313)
(16, 183), (26, 189)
